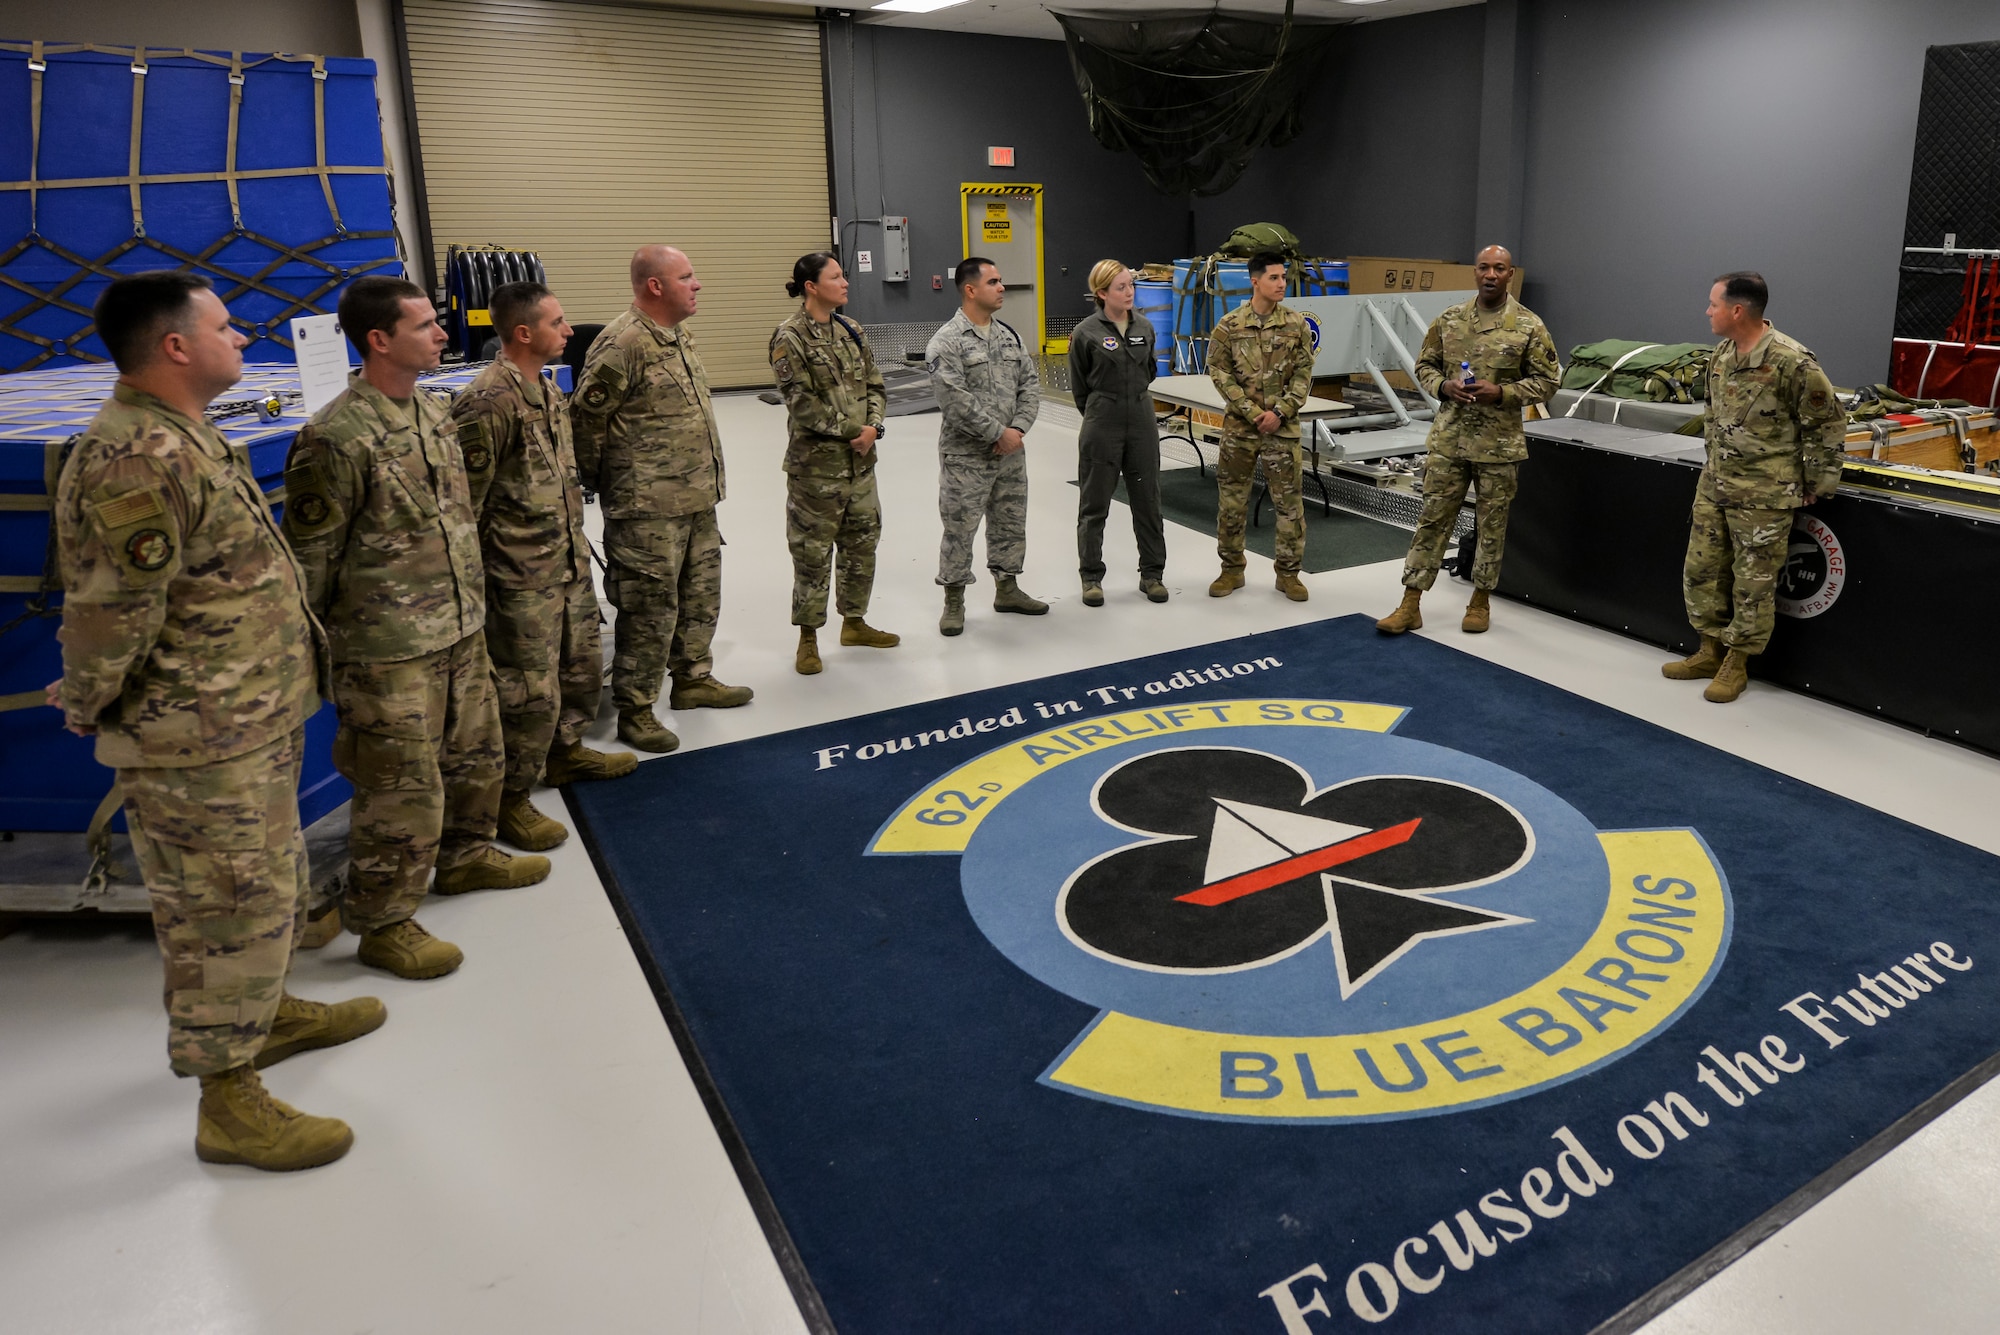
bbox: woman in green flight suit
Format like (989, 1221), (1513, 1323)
(1068, 259), (1168, 606)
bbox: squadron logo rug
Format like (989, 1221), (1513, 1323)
(871, 700), (1730, 1122)
(567, 617), (2000, 1335)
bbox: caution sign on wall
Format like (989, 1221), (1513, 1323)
(982, 201), (1012, 244)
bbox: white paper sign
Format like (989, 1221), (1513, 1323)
(291, 314), (352, 415)
(857, 250), (874, 273)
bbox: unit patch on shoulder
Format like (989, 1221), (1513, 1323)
(125, 528), (173, 572)
(1103, 336), (1121, 352)
(463, 444), (493, 473)
(93, 487), (164, 531)
(290, 492), (331, 528)
(579, 381), (613, 412)
(774, 356), (794, 383)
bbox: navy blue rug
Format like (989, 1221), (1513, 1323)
(566, 616), (2000, 1334)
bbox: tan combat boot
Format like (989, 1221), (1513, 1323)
(1376, 589), (1423, 634)
(1140, 578), (1169, 604)
(543, 740), (637, 785)
(434, 846), (552, 896)
(1662, 635), (1724, 681)
(1462, 589), (1491, 633)
(1704, 649), (1751, 703)
(254, 993), (388, 1069)
(497, 791), (568, 851)
(617, 708), (679, 754)
(297, 903), (343, 951)
(1208, 566), (1245, 598)
(796, 628), (823, 676)
(1081, 582), (1105, 607)
(993, 575), (1049, 615)
(195, 1065), (352, 1171)
(356, 918), (463, 980)
(939, 585), (966, 637)
(840, 617), (900, 648)
(669, 676), (755, 709)
(1276, 572), (1309, 602)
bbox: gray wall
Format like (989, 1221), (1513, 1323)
(0, 0), (363, 55)
(827, 21), (1187, 330)
(1518, 0), (1998, 385)
(1192, 6), (1486, 262)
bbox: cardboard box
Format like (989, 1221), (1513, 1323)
(1347, 256), (1524, 299)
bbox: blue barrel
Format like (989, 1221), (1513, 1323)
(1134, 280), (1175, 378)
(1215, 261), (1254, 316)
(1172, 259), (1207, 372)
(1300, 260), (1350, 296)
(1, 366), (351, 833)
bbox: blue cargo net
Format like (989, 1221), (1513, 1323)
(0, 41), (405, 372)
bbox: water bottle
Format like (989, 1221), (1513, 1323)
(1460, 360), (1475, 385)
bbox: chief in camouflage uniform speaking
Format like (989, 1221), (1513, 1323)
(573, 245), (752, 754)
(926, 256), (1046, 636)
(1662, 272), (1844, 703)
(284, 277), (549, 985)
(769, 252), (899, 675)
(53, 273), (383, 1171)
(1377, 245), (1561, 635)
(452, 281), (635, 854)
(1207, 252), (1316, 602)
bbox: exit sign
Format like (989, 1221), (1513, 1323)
(987, 146), (1015, 168)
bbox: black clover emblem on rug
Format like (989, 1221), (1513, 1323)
(1058, 747), (1535, 996)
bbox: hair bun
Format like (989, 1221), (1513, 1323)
(785, 280), (803, 298)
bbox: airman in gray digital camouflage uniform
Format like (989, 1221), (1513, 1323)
(283, 276), (549, 985)
(453, 280), (635, 855)
(1662, 271), (1845, 703)
(926, 255), (1045, 636)
(1207, 252), (1316, 602)
(770, 251), (899, 674)
(55, 273), (382, 1172)
(1378, 245), (1561, 636)
(572, 245), (752, 753)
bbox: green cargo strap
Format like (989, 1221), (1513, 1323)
(27, 41), (44, 231)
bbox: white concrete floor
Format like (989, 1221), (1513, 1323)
(3, 391), (1999, 1334)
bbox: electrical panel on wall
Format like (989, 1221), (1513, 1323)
(882, 216), (910, 282)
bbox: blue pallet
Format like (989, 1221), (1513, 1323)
(1, 362), (505, 833)
(0, 44), (404, 373)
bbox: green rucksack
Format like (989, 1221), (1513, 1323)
(1562, 340), (1714, 403)
(1214, 223), (1303, 260)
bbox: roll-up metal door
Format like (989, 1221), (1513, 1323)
(401, 0), (828, 386)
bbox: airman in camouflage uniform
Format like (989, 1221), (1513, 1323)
(1378, 246), (1561, 635)
(55, 273), (381, 1171)
(284, 276), (547, 982)
(927, 257), (1044, 636)
(454, 282), (635, 853)
(769, 255), (899, 674)
(1663, 272), (1844, 703)
(573, 245), (751, 752)
(1207, 255), (1316, 601)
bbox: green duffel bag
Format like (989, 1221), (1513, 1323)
(1562, 339), (1713, 403)
(1214, 223), (1303, 260)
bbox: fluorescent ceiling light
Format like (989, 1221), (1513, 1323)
(873, 0), (970, 11)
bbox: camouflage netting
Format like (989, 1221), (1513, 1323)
(1052, 5), (1344, 197)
